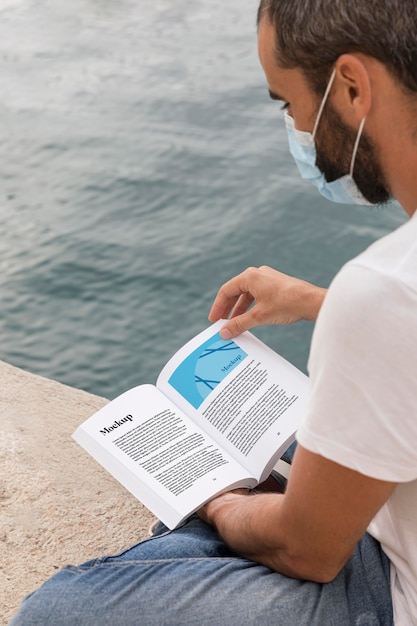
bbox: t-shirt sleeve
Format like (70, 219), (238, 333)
(297, 262), (417, 482)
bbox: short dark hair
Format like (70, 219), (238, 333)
(257, 0), (417, 95)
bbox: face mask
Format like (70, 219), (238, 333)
(284, 69), (371, 205)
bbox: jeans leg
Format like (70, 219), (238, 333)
(10, 516), (393, 626)
(281, 441), (297, 465)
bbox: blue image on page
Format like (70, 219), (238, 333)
(168, 332), (248, 410)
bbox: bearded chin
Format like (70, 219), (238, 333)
(315, 151), (345, 184)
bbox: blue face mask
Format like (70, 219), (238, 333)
(285, 69), (371, 205)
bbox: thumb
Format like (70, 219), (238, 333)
(219, 313), (256, 339)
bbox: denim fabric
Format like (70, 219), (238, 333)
(10, 516), (392, 626)
(10, 445), (393, 625)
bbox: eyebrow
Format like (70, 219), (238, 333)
(268, 89), (285, 102)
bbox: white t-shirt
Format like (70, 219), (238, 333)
(297, 212), (417, 625)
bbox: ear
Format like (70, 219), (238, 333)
(333, 54), (372, 121)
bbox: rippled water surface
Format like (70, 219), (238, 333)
(0, 0), (406, 398)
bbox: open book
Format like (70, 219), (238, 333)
(72, 321), (309, 529)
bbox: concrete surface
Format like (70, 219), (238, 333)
(0, 361), (154, 624)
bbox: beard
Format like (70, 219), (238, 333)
(315, 103), (391, 205)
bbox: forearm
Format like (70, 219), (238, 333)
(200, 491), (311, 580)
(199, 446), (396, 584)
(294, 282), (327, 323)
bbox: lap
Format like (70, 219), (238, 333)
(10, 516), (393, 626)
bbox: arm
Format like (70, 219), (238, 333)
(198, 445), (395, 582)
(209, 266), (327, 339)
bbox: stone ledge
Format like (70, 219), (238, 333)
(0, 361), (154, 624)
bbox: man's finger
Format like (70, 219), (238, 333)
(219, 311), (259, 339)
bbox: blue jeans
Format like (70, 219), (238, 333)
(10, 444), (393, 626)
(10, 519), (392, 625)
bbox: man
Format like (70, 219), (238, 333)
(11, 1), (417, 624)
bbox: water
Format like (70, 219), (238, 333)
(0, 0), (407, 399)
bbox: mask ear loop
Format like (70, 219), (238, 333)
(349, 117), (366, 178)
(312, 68), (337, 140)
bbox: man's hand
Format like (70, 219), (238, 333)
(197, 446), (396, 583)
(197, 489), (250, 526)
(208, 266), (327, 339)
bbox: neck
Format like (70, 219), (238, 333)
(385, 142), (417, 217)
(376, 107), (417, 217)
(361, 61), (417, 217)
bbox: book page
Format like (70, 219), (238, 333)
(157, 321), (309, 483)
(72, 384), (255, 529)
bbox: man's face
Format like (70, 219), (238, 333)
(258, 18), (391, 205)
(315, 100), (391, 205)
(257, 19), (317, 132)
